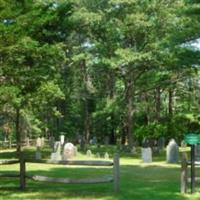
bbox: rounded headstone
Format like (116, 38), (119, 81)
(166, 139), (179, 163)
(63, 143), (75, 160)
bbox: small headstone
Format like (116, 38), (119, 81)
(63, 143), (75, 160)
(96, 152), (100, 158)
(104, 152), (109, 159)
(166, 139), (179, 163)
(50, 141), (62, 161)
(141, 147), (152, 163)
(35, 147), (41, 160)
(36, 137), (42, 148)
(195, 144), (200, 161)
(60, 135), (65, 145)
(86, 150), (92, 157)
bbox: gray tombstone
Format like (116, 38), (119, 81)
(166, 139), (179, 163)
(35, 147), (41, 160)
(141, 147), (152, 163)
(96, 152), (100, 158)
(195, 144), (200, 161)
(63, 143), (75, 160)
(104, 152), (109, 159)
(86, 150), (92, 157)
(50, 141), (62, 161)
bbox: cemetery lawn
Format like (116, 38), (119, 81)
(0, 147), (200, 200)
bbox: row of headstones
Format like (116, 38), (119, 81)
(141, 138), (200, 163)
(142, 139), (179, 163)
(86, 150), (110, 159)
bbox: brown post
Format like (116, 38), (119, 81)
(20, 153), (26, 190)
(113, 153), (120, 192)
(181, 153), (188, 194)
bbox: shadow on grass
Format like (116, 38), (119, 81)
(0, 163), (192, 200)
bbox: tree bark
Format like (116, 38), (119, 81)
(168, 88), (173, 117)
(80, 59), (91, 144)
(155, 87), (161, 122)
(125, 78), (134, 149)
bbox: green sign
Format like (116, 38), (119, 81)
(185, 133), (200, 145)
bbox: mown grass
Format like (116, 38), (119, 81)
(0, 146), (200, 200)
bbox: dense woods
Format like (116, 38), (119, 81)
(1, 0), (200, 150)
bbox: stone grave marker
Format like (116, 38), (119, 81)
(104, 152), (109, 159)
(60, 135), (65, 145)
(63, 143), (75, 160)
(141, 147), (152, 163)
(50, 141), (62, 161)
(35, 146), (41, 160)
(166, 139), (179, 163)
(86, 150), (92, 157)
(96, 152), (100, 158)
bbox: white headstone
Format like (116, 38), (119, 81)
(50, 141), (62, 161)
(166, 139), (179, 163)
(60, 135), (65, 145)
(96, 152), (100, 158)
(86, 150), (92, 157)
(63, 143), (75, 160)
(141, 147), (152, 163)
(104, 152), (109, 159)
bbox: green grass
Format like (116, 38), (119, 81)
(0, 147), (200, 200)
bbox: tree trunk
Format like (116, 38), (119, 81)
(80, 59), (91, 144)
(155, 87), (161, 122)
(84, 99), (90, 144)
(126, 79), (134, 149)
(168, 88), (173, 117)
